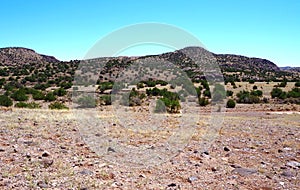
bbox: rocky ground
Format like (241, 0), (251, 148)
(0, 105), (299, 190)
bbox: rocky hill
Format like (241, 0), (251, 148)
(0, 46), (299, 83)
(0, 47), (59, 66)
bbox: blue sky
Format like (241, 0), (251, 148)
(0, 0), (299, 66)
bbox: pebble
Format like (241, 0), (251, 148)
(40, 158), (54, 168)
(42, 151), (50, 157)
(281, 170), (294, 178)
(286, 161), (300, 169)
(232, 167), (257, 176)
(167, 183), (177, 187)
(188, 176), (198, 183)
(37, 181), (49, 188)
(79, 169), (93, 175)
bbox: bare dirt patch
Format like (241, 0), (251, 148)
(0, 108), (299, 189)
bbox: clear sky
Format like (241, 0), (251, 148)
(0, 0), (299, 67)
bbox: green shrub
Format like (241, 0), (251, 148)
(11, 89), (29, 101)
(48, 102), (69, 110)
(53, 88), (67, 96)
(199, 97), (209, 106)
(248, 79), (255, 84)
(253, 85), (258, 90)
(15, 102), (41, 109)
(295, 81), (300, 87)
(45, 92), (56, 102)
(32, 90), (45, 100)
(287, 88), (300, 98)
(0, 95), (13, 107)
(237, 90), (260, 104)
(203, 89), (211, 98)
(271, 88), (285, 99)
(98, 81), (114, 93)
(100, 95), (112, 105)
(277, 81), (287, 87)
(250, 90), (263, 97)
(226, 99), (236, 108)
(34, 83), (49, 90)
(226, 90), (234, 97)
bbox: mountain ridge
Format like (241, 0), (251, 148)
(0, 46), (299, 82)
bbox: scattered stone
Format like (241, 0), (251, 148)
(188, 176), (198, 183)
(167, 183), (177, 187)
(259, 187), (272, 190)
(42, 151), (50, 157)
(232, 167), (257, 176)
(281, 170), (294, 178)
(79, 169), (93, 175)
(286, 161), (300, 169)
(211, 167), (217, 172)
(60, 146), (66, 149)
(224, 147), (230, 151)
(23, 141), (33, 146)
(107, 147), (115, 152)
(40, 158), (54, 168)
(0, 148), (5, 152)
(37, 181), (49, 188)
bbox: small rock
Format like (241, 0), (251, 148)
(188, 176), (198, 183)
(286, 161), (300, 169)
(37, 181), (49, 188)
(107, 147), (115, 152)
(41, 158), (54, 168)
(232, 167), (257, 176)
(42, 151), (50, 157)
(60, 146), (66, 149)
(79, 169), (93, 175)
(167, 183), (177, 187)
(211, 167), (217, 172)
(281, 170), (294, 178)
(224, 147), (230, 151)
(0, 148), (5, 152)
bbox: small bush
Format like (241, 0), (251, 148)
(250, 90), (263, 97)
(32, 90), (45, 100)
(0, 95), (13, 107)
(248, 79), (255, 84)
(295, 81), (300, 87)
(253, 85), (258, 90)
(100, 95), (112, 105)
(277, 81), (287, 87)
(11, 89), (29, 101)
(226, 99), (236, 108)
(53, 88), (67, 97)
(199, 97), (209, 106)
(15, 102), (41, 109)
(271, 88), (285, 99)
(45, 92), (56, 102)
(48, 102), (69, 110)
(226, 90), (234, 97)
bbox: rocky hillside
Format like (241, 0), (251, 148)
(0, 47), (59, 66)
(0, 46), (299, 83)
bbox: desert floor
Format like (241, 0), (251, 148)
(0, 105), (299, 190)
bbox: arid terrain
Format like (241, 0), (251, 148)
(0, 47), (300, 189)
(0, 105), (299, 190)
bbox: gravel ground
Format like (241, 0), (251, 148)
(0, 105), (299, 189)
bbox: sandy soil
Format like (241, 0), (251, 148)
(0, 105), (299, 189)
